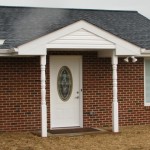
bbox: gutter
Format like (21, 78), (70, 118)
(139, 48), (150, 57)
(0, 49), (18, 53)
(141, 48), (150, 54)
(0, 46), (18, 56)
(0, 39), (13, 55)
(9, 47), (19, 53)
(0, 39), (18, 55)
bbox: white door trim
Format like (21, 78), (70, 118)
(50, 55), (83, 129)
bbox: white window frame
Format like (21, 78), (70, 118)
(144, 58), (150, 106)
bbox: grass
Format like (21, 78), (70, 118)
(1, 125), (150, 150)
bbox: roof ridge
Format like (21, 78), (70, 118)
(0, 5), (138, 13)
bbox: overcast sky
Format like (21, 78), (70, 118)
(0, 0), (150, 19)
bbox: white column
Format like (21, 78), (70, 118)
(112, 51), (119, 132)
(40, 55), (47, 137)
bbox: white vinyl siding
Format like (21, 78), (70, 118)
(144, 58), (150, 106)
(47, 29), (115, 49)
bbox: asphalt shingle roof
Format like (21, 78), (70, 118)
(0, 6), (150, 49)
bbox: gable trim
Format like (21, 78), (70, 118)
(15, 20), (141, 56)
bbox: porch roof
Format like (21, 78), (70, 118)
(0, 6), (150, 50)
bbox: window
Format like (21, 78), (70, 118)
(57, 66), (73, 101)
(144, 58), (150, 106)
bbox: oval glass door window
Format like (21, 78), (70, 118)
(57, 66), (73, 101)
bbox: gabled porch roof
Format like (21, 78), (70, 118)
(0, 20), (142, 57)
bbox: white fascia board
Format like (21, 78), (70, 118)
(0, 39), (5, 45)
(18, 44), (47, 55)
(17, 20), (141, 56)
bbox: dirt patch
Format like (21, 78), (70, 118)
(1, 125), (150, 150)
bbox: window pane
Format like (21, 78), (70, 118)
(57, 66), (73, 101)
(145, 59), (150, 103)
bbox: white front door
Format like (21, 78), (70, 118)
(50, 56), (82, 128)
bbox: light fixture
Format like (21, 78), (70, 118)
(131, 56), (137, 63)
(124, 56), (137, 63)
(124, 57), (129, 63)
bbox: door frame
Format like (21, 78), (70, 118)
(49, 55), (83, 129)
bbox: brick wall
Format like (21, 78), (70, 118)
(0, 52), (149, 131)
(0, 57), (41, 131)
(82, 52), (112, 127)
(118, 58), (150, 126)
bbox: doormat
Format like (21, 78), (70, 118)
(48, 128), (100, 134)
